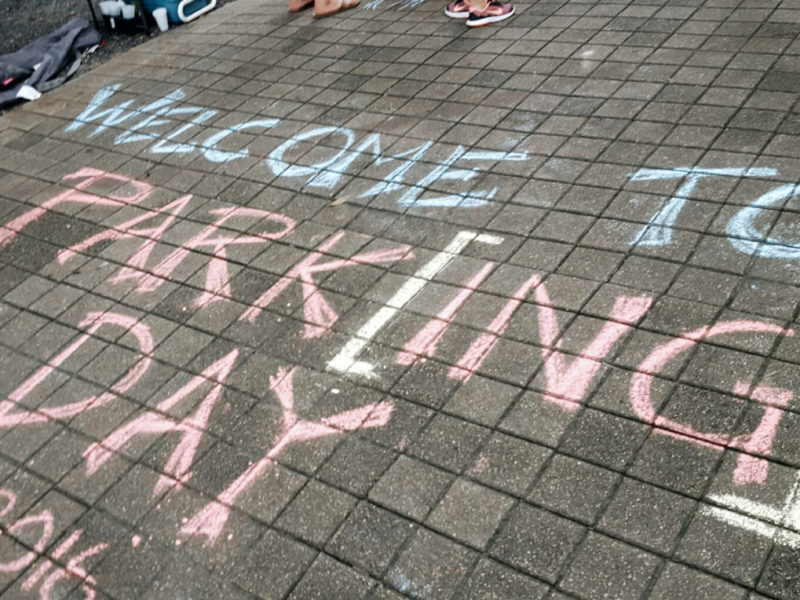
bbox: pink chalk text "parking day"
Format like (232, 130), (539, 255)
(0, 168), (797, 548)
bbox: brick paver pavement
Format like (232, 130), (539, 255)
(1, 0), (800, 597)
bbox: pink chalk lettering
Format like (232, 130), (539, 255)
(396, 262), (495, 366)
(21, 529), (82, 591)
(535, 291), (652, 411)
(449, 274), (541, 383)
(34, 535), (107, 600)
(0, 312), (153, 429)
(240, 231), (413, 338)
(0, 168), (152, 250)
(181, 366), (393, 545)
(630, 321), (794, 484)
(0, 488), (107, 600)
(449, 274), (651, 404)
(134, 208), (296, 307)
(84, 350), (239, 495)
(731, 382), (793, 484)
(0, 511), (54, 573)
(0, 489), (16, 519)
(57, 194), (194, 279)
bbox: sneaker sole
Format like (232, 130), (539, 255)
(444, 7), (469, 17)
(466, 6), (514, 25)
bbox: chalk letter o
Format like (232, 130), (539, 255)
(267, 126), (355, 178)
(727, 183), (800, 259)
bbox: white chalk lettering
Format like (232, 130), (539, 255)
(267, 126), (355, 176)
(201, 119), (280, 163)
(630, 167), (777, 247)
(727, 183), (800, 259)
(65, 84), (529, 208)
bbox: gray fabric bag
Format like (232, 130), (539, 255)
(0, 18), (101, 108)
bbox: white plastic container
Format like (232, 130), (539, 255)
(98, 0), (121, 15)
(152, 7), (169, 31)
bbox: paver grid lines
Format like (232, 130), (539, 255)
(1, 0), (800, 597)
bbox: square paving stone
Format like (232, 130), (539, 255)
(390, 360), (461, 410)
(758, 544), (800, 600)
(598, 477), (696, 553)
(91, 535), (173, 600)
(368, 455), (454, 521)
(0, 353), (55, 400)
(640, 295), (720, 336)
(26, 428), (89, 481)
(467, 337), (543, 387)
(57, 449), (133, 505)
(528, 454), (620, 525)
(655, 384), (746, 440)
(4, 274), (54, 307)
(19, 321), (79, 362)
(288, 554), (374, 600)
(275, 480), (356, 547)
(558, 247), (624, 281)
(408, 414), (490, 473)
(678, 345), (765, 396)
(326, 501), (415, 577)
(650, 562), (748, 600)
(490, 503), (585, 583)
(145, 558), (251, 600)
(676, 511), (772, 586)
(628, 432), (722, 498)
(510, 238), (573, 272)
(668, 266), (739, 304)
(466, 432), (551, 496)
(0, 536), (45, 590)
(611, 255), (681, 293)
(443, 375), (522, 427)
(425, 478), (514, 550)
(731, 280), (799, 320)
(230, 528), (316, 599)
(5, 365), (70, 416)
(461, 557), (548, 600)
(546, 593), (579, 600)
(97, 464), (165, 526)
(560, 533), (661, 600)
(0, 458), (15, 487)
(317, 438), (397, 497)
(1, 295), (53, 335)
(706, 452), (797, 509)
(386, 529), (477, 600)
(558, 408), (650, 470)
(182, 508), (267, 577)
(154, 438), (243, 498)
(202, 456), (304, 525)
(500, 391), (577, 447)
(368, 584), (407, 600)
(0, 468), (53, 524)
(362, 399), (433, 452)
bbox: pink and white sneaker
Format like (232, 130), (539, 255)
(466, 1), (514, 26)
(444, 0), (470, 18)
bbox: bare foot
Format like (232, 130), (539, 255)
(289, 0), (313, 12)
(314, 0), (358, 17)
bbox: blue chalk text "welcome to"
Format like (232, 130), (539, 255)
(66, 84), (529, 208)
